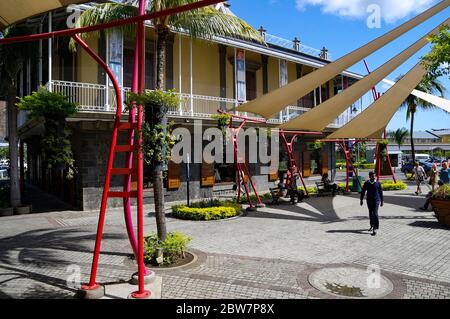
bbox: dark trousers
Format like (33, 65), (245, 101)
(367, 201), (380, 230)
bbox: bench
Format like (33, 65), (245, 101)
(315, 182), (334, 197)
(269, 187), (282, 205)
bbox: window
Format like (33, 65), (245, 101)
(123, 41), (155, 90)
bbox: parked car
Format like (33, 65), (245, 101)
(401, 160), (432, 176)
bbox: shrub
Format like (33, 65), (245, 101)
(172, 200), (241, 221)
(432, 184), (450, 200)
(298, 186), (318, 194)
(338, 180), (407, 191)
(238, 193), (272, 204)
(144, 231), (191, 266)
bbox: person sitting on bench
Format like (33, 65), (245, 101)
(289, 170), (304, 204)
(277, 175), (288, 198)
(322, 173), (338, 196)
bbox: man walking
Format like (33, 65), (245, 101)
(360, 172), (384, 236)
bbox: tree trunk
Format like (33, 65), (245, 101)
(152, 26), (169, 241)
(410, 110), (416, 163)
(7, 86), (21, 207)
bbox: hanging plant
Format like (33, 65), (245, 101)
(17, 87), (78, 179)
(126, 90), (181, 169)
(211, 113), (231, 134)
(377, 140), (389, 162)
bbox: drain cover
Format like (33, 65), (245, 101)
(308, 267), (393, 299)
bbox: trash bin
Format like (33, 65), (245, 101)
(351, 176), (363, 193)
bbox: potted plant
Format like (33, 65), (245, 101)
(430, 184), (450, 227)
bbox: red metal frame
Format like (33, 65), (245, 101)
(364, 60), (397, 183)
(220, 111), (322, 204)
(226, 113), (265, 209)
(15, 0), (227, 299)
(279, 130), (323, 196)
(0, 0), (224, 44)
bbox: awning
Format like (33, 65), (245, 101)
(328, 62), (428, 139)
(383, 79), (450, 113)
(0, 0), (90, 30)
(234, 0), (449, 119)
(278, 19), (448, 131)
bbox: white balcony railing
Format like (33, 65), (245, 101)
(47, 80), (354, 128)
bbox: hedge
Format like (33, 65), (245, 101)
(338, 180), (407, 191)
(171, 200), (241, 221)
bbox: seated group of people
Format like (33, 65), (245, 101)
(275, 171), (340, 204)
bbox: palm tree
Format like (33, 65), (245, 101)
(0, 25), (34, 208)
(398, 76), (446, 163)
(389, 128), (409, 152)
(72, 0), (264, 240)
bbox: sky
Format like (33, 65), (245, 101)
(228, 0), (450, 132)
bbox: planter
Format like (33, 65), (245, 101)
(430, 199), (450, 227)
(14, 205), (32, 215)
(0, 207), (14, 217)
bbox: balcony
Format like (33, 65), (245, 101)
(46, 80), (352, 128)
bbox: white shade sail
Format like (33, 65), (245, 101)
(0, 0), (90, 29)
(328, 62), (428, 139)
(235, 0), (450, 119)
(278, 19), (448, 131)
(383, 79), (450, 113)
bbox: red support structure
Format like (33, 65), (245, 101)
(220, 111), (322, 205)
(364, 60), (397, 183)
(227, 114), (265, 210)
(279, 130), (323, 197)
(0, 0), (224, 45)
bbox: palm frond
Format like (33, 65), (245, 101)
(69, 3), (139, 52)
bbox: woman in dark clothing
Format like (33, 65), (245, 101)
(360, 172), (384, 236)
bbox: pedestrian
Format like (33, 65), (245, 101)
(429, 164), (438, 192)
(289, 169), (304, 204)
(413, 162), (426, 195)
(322, 173), (338, 196)
(360, 171), (383, 236)
(439, 161), (449, 184)
(420, 181), (444, 211)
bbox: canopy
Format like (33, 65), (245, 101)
(235, 0), (449, 119)
(278, 19), (447, 131)
(383, 79), (450, 113)
(0, 0), (90, 29)
(328, 62), (427, 139)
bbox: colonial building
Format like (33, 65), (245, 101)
(14, 2), (362, 210)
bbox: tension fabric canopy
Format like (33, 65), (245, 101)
(278, 19), (448, 131)
(383, 79), (450, 113)
(235, 0), (449, 119)
(328, 62), (428, 139)
(0, 0), (89, 29)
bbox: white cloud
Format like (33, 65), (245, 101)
(295, 0), (438, 23)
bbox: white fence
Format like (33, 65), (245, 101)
(47, 80), (353, 127)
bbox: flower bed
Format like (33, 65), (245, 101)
(171, 200), (241, 221)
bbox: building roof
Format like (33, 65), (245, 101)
(429, 129), (450, 136)
(412, 131), (440, 139)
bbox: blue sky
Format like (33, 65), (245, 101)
(228, 0), (450, 132)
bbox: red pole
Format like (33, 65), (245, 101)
(72, 34), (123, 290)
(131, 0), (150, 299)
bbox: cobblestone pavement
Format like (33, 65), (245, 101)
(0, 185), (449, 299)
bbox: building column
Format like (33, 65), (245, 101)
(48, 12), (52, 91)
(219, 44), (227, 110)
(20, 140), (25, 194)
(261, 55), (269, 95)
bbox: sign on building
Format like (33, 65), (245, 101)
(235, 49), (246, 103)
